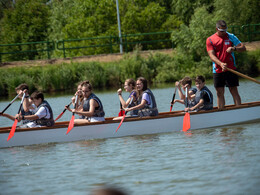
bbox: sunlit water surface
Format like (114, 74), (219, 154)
(0, 80), (260, 194)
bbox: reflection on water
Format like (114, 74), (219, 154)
(75, 139), (107, 149)
(0, 123), (260, 195)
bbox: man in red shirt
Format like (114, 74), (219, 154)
(206, 20), (246, 109)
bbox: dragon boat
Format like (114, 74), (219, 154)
(0, 101), (259, 148)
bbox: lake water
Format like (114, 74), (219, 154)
(0, 80), (260, 194)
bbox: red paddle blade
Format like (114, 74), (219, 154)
(66, 115), (75, 134)
(7, 119), (18, 141)
(118, 110), (125, 116)
(183, 112), (191, 132)
(115, 114), (126, 133)
(170, 105), (173, 112)
(55, 112), (64, 121)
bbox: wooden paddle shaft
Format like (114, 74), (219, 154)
(226, 68), (260, 85)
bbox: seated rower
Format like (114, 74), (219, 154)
(65, 80), (105, 123)
(113, 78), (138, 120)
(185, 75), (213, 112)
(0, 83), (35, 127)
(16, 91), (54, 128)
(71, 81), (84, 119)
(172, 76), (197, 109)
(124, 77), (158, 117)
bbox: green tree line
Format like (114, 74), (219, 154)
(1, 0), (259, 61)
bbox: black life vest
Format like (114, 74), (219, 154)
(137, 89), (158, 117)
(194, 86), (213, 111)
(82, 93), (105, 117)
(35, 100), (54, 127)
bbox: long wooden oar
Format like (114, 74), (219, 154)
(55, 102), (72, 121)
(115, 98), (133, 133)
(170, 87), (177, 112)
(7, 93), (26, 141)
(182, 88), (190, 132)
(226, 67), (260, 84)
(1, 94), (20, 114)
(118, 102), (125, 116)
(66, 95), (78, 134)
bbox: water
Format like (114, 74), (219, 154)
(0, 80), (260, 194)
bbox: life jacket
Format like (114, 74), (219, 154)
(35, 100), (54, 127)
(184, 88), (197, 108)
(128, 91), (138, 116)
(82, 93), (105, 118)
(21, 107), (34, 124)
(194, 86), (213, 111)
(137, 89), (158, 117)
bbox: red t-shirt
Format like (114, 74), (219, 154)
(206, 32), (240, 73)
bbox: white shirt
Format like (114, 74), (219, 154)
(35, 106), (51, 119)
(24, 105), (51, 128)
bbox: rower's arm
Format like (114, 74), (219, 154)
(191, 99), (204, 111)
(125, 99), (146, 111)
(175, 82), (184, 100)
(74, 99), (97, 117)
(118, 94), (127, 108)
(0, 113), (16, 121)
(23, 114), (39, 120)
(23, 90), (31, 112)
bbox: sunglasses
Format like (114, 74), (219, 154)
(217, 27), (227, 32)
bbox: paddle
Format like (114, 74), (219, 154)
(118, 102), (125, 116)
(1, 94), (20, 114)
(115, 97), (133, 133)
(66, 95), (78, 134)
(7, 93), (26, 141)
(226, 67), (260, 85)
(55, 102), (72, 121)
(182, 87), (190, 132)
(170, 87), (177, 112)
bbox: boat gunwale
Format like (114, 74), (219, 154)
(0, 101), (259, 134)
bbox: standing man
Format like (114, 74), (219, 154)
(206, 20), (246, 109)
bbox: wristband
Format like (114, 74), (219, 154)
(234, 47), (236, 51)
(22, 115), (25, 120)
(25, 95), (30, 98)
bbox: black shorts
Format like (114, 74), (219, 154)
(213, 71), (239, 88)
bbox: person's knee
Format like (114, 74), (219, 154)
(216, 88), (224, 97)
(229, 87), (239, 95)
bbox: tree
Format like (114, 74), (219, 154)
(213, 0), (260, 25)
(0, 0), (50, 61)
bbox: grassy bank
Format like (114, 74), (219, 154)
(0, 49), (259, 97)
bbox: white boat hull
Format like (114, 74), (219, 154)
(0, 102), (259, 148)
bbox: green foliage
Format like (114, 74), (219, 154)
(172, 7), (214, 61)
(235, 49), (260, 76)
(46, 0), (182, 58)
(0, 49), (259, 97)
(171, 0), (213, 25)
(0, 0), (50, 61)
(0, 0), (13, 19)
(213, 0), (260, 25)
